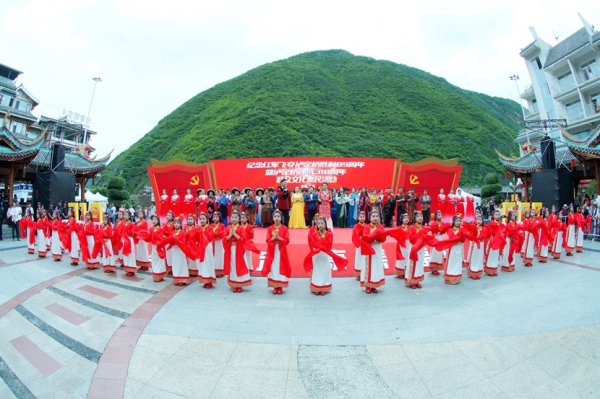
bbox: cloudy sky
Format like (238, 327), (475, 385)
(1, 0), (599, 159)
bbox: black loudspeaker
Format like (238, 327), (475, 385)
(51, 144), (66, 172)
(540, 135), (556, 170)
(531, 169), (574, 209)
(34, 171), (76, 208)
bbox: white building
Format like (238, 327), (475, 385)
(518, 14), (600, 154)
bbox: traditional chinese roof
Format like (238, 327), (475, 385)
(496, 146), (576, 174)
(29, 147), (111, 175)
(0, 126), (45, 161)
(560, 125), (600, 159)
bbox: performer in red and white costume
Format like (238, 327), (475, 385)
(521, 209), (536, 267)
(262, 210), (291, 295)
(445, 189), (458, 224)
(65, 209), (80, 264)
(120, 210), (138, 276)
(184, 188), (195, 217)
(184, 215), (200, 277)
(501, 212), (523, 272)
(95, 215), (116, 273)
(464, 214), (488, 279)
(575, 208), (586, 253)
(196, 189), (208, 217)
(303, 215), (348, 295)
(428, 210), (448, 275)
(240, 212), (259, 272)
(148, 215), (167, 282)
(134, 211), (151, 270)
(114, 211), (124, 266)
(159, 217), (194, 286)
(351, 211), (367, 279)
(549, 211), (565, 259)
(318, 184), (333, 230)
(160, 189), (169, 215)
(565, 205), (577, 256)
(82, 211), (100, 269)
(439, 214), (467, 285)
(197, 213), (216, 288)
(390, 214), (410, 279)
(537, 210), (551, 262)
(210, 212), (226, 277)
(35, 209), (51, 258)
(50, 210), (65, 261)
(224, 211), (252, 293)
(405, 211), (432, 289)
(360, 210), (387, 294)
(20, 211), (35, 255)
(171, 189), (181, 217)
(484, 210), (505, 277)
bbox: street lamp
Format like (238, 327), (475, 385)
(82, 77), (102, 146)
(509, 74), (526, 121)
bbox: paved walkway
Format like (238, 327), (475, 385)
(0, 235), (599, 398)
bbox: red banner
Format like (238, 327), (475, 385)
(148, 159), (212, 217)
(210, 157), (399, 190)
(395, 158), (462, 213)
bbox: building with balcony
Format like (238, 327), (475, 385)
(0, 63), (110, 204)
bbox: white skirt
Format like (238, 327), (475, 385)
(268, 245), (289, 285)
(551, 233), (563, 255)
(523, 232), (535, 260)
(171, 245), (189, 278)
(36, 229), (47, 254)
(213, 240), (224, 272)
(445, 243), (463, 282)
(228, 246), (251, 284)
(486, 248), (500, 269)
(122, 237), (137, 269)
(70, 231), (79, 260)
(361, 242), (385, 287)
(51, 231), (62, 256)
(468, 242), (485, 273)
(405, 247), (425, 283)
(501, 238), (513, 268)
(86, 235), (99, 265)
(395, 242), (410, 271)
(354, 247), (366, 273)
(151, 245), (166, 275)
(199, 244), (216, 281)
(566, 224), (576, 249)
(311, 252), (332, 290)
(244, 250), (254, 271)
(136, 239), (151, 263)
(576, 227), (584, 249)
(101, 239), (115, 266)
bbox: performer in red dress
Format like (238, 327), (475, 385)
(120, 211), (138, 276)
(565, 205), (577, 256)
(211, 212), (227, 277)
(163, 211), (175, 274)
(501, 212), (523, 272)
(159, 189), (169, 216)
(304, 215), (348, 295)
(82, 211), (99, 269)
(184, 188), (195, 217)
(134, 211), (151, 270)
(240, 212), (259, 273)
(223, 211), (252, 292)
(65, 209), (80, 264)
(484, 210), (505, 277)
(360, 210), (387, 294)
(521, 210), (536, 267)
(549, 211), (566, 259)
(159, 218), (195, 286)
(197, 213), (216, 288)
(93, 216), (116, 273)
(464, 195), (475, 224)
(35, 209), (51, 258)
(438, 188), (450, 224)
(262, 210), (291, 295)
(575, 208), (586, 253)
(445, 189), (458, 224)
(50, 210), (65, 261)
(196, 189), (208, 217)
(464, 214), (488, 279)
(171, 189), (181, 217)
(387, 214), (410, 279)
(428, 210), (449, 275)
(20, 211), (35, 255)
(537, 210), (551, 262)
(405, 212), (433, 289)
(148, 215), (167, 282)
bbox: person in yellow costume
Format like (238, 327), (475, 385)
(289, 186), (307, 229)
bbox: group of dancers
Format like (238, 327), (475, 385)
(18, 201), (590, 295)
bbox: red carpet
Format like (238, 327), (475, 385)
(247, 227), (399, 278)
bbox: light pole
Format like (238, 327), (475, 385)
(82, 77), (102, 146)
(509, 74), (526, 121)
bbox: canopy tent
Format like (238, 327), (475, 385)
(75, 189), (108, 204)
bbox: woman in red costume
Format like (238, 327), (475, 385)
(484, 210), (505, 277)
(351, 211), (367, 279)
(428, 210), (449, 275)
(240, 212), (259, 272)
(262, 210), (291, 295)
(521, 209), (537, 267)
(184, 215), (201, 277)
(223, 211), (252, 293)
(20, 210), (36, 255)
(501, 212), (523, 272)
(159, 217), (195, 285)
(94, 215), (116, 273)
(304, 215), (348, 295)
(549, 211), (566, 259)
(464, 214), (488, 279)
(82, 211), (99, 269)
(148, 215), (167, 282)
(210, 212), (226, 278)
(120, 210), (138, 276)
(134, 210), (151, 270)
(50, 210), (65, 261)
(388, 214), (410, 279)
(35, 209), (51, 258)
(360, 210), (387, 294)
(405, 211), (433, 289)
(537, 209), (551, 262)
(197, 213), (216, 288)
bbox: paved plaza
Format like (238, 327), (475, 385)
(0, 224), (600, 398)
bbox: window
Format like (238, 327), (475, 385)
(534, 57), (542, 69)
(592, 92), (600, 113)
(10, 121), (25, 134)
(17, 101), (31, 112)
(581, 59), (600, 81)
(0, 95), (12, 107)
(558, 72), (576, 92)
(531, 99), (538, 113)
(566, 101), (584, 121)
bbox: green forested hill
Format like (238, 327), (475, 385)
(103, 50), (521, 192)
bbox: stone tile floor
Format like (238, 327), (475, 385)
(1, 234), (599, 398)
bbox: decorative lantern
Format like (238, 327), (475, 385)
(570, 159), (576, 168)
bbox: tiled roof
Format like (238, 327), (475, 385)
(0, 104), (37, 121)
(0, 127), (44, 161)
(497, 146), (576, 173)
(29, 147), (109, 174)
(560, 125), (600, 158)
(544, 28), (600, 68)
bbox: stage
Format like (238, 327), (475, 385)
(245, 227), (425, 278)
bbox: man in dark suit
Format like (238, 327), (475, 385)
(276, 179), (292, 226)
(304, 185), (318, 226)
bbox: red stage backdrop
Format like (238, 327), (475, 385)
(148, 159), (212, 217)
(210, 157), (400, 189)
(395, 158), (462, 213)
(147, 157), (462, 217)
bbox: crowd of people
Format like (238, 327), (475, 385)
(10, 183), (594, 295)
(158, 180), (480, 230)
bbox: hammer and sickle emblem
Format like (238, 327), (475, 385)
(189, 175), (200, 186)
(409, 174), (420, 185)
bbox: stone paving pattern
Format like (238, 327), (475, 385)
(0, 225), (599, 398)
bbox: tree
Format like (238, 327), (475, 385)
(107, 177), (129, 205)
(481, 173), (502, 202)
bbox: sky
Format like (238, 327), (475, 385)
(1, 0), (599, 160)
